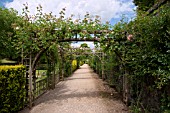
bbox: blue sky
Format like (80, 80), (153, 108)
(2, 0), (136, 24)
(1, 0), (136, 48)
(0, 0), (13, 7)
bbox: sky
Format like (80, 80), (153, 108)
(0, 0), (136, 48)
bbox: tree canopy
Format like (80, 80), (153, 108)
(80, 43), (90, 48)
(0, 8), (20, 59)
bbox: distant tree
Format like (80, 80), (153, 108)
(80, 43), (89, 48)
(0, 8), (20, 60)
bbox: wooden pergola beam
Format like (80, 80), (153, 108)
(58, 38), (100, 42)
(53, 29), (113, 34)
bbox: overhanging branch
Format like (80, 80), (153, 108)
(146, 0), (168, 15)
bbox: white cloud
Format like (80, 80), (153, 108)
(5, 0), (135, 49)
(71, 42), (94, 49)
(5, 0), (135, 22)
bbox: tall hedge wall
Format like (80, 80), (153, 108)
(0, 65), (26, 113)
(90, 6), (170, 112)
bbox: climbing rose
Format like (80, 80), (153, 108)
(127, 34), (133, 41)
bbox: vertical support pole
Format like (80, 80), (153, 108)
(53, 61), (56, 89)
(122, 41), (130, 105)
(57, 61), (60, 83)
(95, 53), (98, 73)
(123, 67), (125, 101)
(61, 63), (64, 81)
(70, 49), (73, 74)
(61, 49), (64, 81)
(102, 52), (105, 80)
(23, 58), (29, 106)
(25, 62), (29, 104)
(58, 57), (61, 80)
(123, 68), (130, 105)
(70, 60), (72, 74)
(29, 54), (33, 108)
(59, 47), (64, 81)
(33, 69), (36, 100)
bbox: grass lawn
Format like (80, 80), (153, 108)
(0, 58), (17, 64)
(36, 70), (47, 81)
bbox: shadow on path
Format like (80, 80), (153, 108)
(19, 64), (128, 113)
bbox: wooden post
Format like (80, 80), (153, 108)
(56, 62), (60, 83)
(96, 59), (97, 73)
(102, 52), (105, 80)
(61, 50), (64, 81)
(29, 54), (33, 108)
(70, 48), (73, 75)
(71, 60), (72, 74)
(33, 69), (36, 100)
(123, 69), (130, 105)
(53, 61), (56, 89)
(61, 63), (64, 81)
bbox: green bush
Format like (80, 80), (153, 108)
(126, 7), (170, 110)
(90, 6), (170, 112)
(0, 65), (26, 113)
(72, 60), (77, 72)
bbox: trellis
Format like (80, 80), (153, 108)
(17, 1), (170, 111)
(22, 28), (114, 108)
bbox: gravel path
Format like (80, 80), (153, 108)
(19, 64), (128, 113)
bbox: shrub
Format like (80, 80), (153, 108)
(0, 65), (26, 113)
(72, 60), (77, 72)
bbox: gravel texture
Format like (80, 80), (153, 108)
(19, 64), (129, 113)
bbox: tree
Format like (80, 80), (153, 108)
(80, 43), (89, 48)
(0, 8), (20, 60)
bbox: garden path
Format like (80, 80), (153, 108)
(19, 64), (128, 113)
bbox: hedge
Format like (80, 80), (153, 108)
(0, 65), (26, 113)
(90, 6), (170, 112)
(72, 60), (77, 72)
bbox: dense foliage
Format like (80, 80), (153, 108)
(126, 7), (170, 89)
(0, 65), (26, 113)
(94, 6), (170, 112)
(133, 0), (155, 11)
(0, 8), (20, 59)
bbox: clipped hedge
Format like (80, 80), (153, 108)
(0, 65), (26, 113)
(72, 60), (77, 72)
